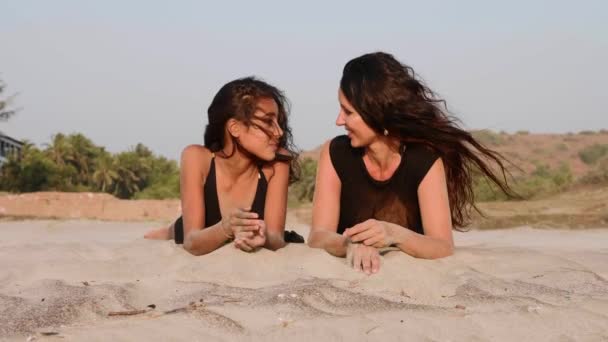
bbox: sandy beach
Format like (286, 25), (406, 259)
(1, 210), (608, 341)
(0, 192), (607, 341)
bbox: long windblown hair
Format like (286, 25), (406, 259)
(340, 52), (516, 228)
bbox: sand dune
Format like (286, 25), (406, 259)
(1, 217), (607, 341)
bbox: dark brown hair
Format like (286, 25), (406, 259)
(204, 77), (300, 183)
(341, 52), (516, 228)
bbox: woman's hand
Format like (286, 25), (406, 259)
(343, 219), (395, 248)
(221, 207), (261, 240)
(233, 220), (266, 252)
(346, 242), (381, 275)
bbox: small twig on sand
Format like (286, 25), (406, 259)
(366, 325), (380, 334)
(221, 299), (242, 304)
(163, 302), (205, 315)
(108, 304), (157, 317)
(108, 309), (150, 316)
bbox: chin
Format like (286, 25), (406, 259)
(255, 150), (276, 161)
(348, 136), (361, 148)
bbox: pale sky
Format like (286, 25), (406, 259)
(1, 0), (607, 159)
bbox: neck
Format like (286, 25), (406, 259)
(217, 141), (258, 181)
(365, 137), (402, 170)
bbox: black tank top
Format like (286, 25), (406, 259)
(329, 135), (439, 235)
(173, 157), (267, 243)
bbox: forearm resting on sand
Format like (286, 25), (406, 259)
(308, 230), (350, 257)
(390, 225), (454, 259)
(183, 222), (231, 256)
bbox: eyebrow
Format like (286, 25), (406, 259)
(254, 107), (277, 117)
(340, 104), (352, 112)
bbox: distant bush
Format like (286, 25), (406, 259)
(288, 158), (317, 205)
(474, 163), (573, 202)
(578, 144), (608, 165)
(471, 130), (504, 146)
(532, 148), (545, 155)
(516, 130), (530, 135)
(579, 157), (608, 186)
(579, 130), (596, 135)
(555, 143), (568, 151)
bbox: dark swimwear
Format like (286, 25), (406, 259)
(173, 157), (303, 244)
(329, 135), (440, 235)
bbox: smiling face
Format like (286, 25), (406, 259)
(229, 97), (284, 161)
(336, 89), (378, 148)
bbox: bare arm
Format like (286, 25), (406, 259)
(262, 158), (290, 250)
(179, 146), (232, 256)
(307, 140), (349, 257)
(390, 158), (454, 259)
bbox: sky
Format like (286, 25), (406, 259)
(1, 0), (607, 160)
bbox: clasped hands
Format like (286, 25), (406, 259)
(221, 208), (266, 252)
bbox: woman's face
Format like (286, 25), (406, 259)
(336, 89), (377, 147)
(234, 97), (284, 161)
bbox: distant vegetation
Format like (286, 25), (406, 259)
(3, 130), (608, 203)
(0, 133), (179, 199)
(578, 144), (608, 165)
(578, 157), (608, 186)
(0, 78), (18, 121)
(288, 157), (316, 206)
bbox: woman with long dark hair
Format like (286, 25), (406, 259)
(145, 77), (301, 255)
(308, 52), (514, 273)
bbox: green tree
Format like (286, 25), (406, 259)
(0, 142), (61, 192)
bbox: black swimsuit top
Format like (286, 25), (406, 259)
(203, 157), (267, 227)
(173, 156), (267, 244)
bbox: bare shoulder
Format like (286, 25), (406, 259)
(320, 139), (332, 154)
(180, 144), (213, 173)
(263, 148), (291, 181)
(262, 162), (289, 181)
(317, 139), (333, 163)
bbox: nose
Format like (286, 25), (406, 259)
(273, 121), (284, 138)
(335, 111), (345, 126)
(276, 125), (284, 138)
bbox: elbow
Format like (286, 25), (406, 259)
(264, 232), (286, 251)
(183, 236), (207, 256)
(183, 239), (198, 256)
(266, 239), (286, 251)
(430, 241), (454, 259)
(266, 243), (285, 251)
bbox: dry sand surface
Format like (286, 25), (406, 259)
(1, 193), (608, 341)
(1, 219), (607, 341)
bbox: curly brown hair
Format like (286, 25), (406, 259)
(204, 77), (300, 183)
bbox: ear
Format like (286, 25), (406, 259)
(226, 118), (241, 138)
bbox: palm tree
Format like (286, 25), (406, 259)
(92, 155), (119, 193)
(0, 79), (18, 121)
(67, 133), (100, 186)
(46, 133), (73, 166)
(112, 165), (141, 198)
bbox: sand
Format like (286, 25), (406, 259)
(1, 215), (607, 341)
